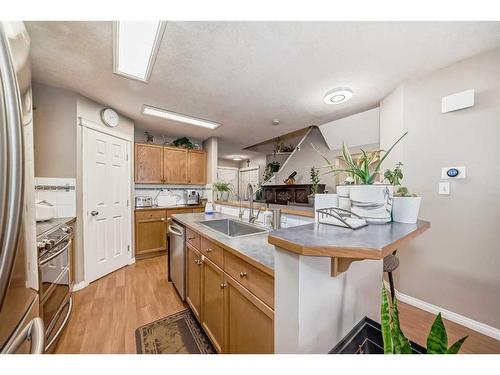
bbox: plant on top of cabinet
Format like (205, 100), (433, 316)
(384, 162), (422, 224)
(173, 136), (197, 149)
(312, 132), (408, 223)
(381, 286), (467, 354)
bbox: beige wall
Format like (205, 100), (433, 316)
(32, 82), (77, 177)
(380, 48), (500, 328)
(218, 159), (240, 168)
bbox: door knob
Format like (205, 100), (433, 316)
(91, 210), (99, 216)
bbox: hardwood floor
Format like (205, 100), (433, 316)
(55, 255), (186, 353)
(399, 302), (500, 354)
(55, 255), (499, 354)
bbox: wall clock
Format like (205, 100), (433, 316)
(101, 108), (119, 128)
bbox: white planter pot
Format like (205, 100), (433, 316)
(392, 196), (421, 224)
(336, 185), (351, 211)
(349, 185), (394, 223)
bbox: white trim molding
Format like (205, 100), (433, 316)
(79, 117), (133, 142)
(384, 281), (500, 340)
(72, 280), (88, 292)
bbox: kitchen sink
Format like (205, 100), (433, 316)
(198, 219), (268, 238)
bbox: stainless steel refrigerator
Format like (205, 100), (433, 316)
(0, 21), (45, 354)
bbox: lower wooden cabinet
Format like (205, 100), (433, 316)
(135, 210), (167, 257)
(185, 233), (275, 353)
(186, 244), (202, 320)
(224, 274), (274, 354)
(201, 257), (225, 353)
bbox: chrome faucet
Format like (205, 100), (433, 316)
(153, 189), (164, 207)
(247, 184), (262, 223)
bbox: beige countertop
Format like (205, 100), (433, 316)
(171, 212), (275, 276)
(135, 204), (204, 211)
(268, 220), (430, 260)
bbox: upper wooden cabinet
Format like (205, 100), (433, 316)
(134, 143), (206, 184)
(188, 150), (207, 185)
(163, 147), (188, 184)
(134, 144), (163, 184)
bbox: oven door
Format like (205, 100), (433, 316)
(39, 239), (71, 300)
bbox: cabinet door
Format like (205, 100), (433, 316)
(186, 244), (202, 321)
(135, 212), (167, 256)
(135, 143), (164, 183)
(224, 275), (274, 353)
(188, 150), (206, 184)
(163, 147), (188, 184)
(201, 257), (224, 353)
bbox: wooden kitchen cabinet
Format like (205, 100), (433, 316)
(188, 150), (207, 184)
(135, 210), (167, 256)
(134, 143), (206, 184)
(163, 147), (188, 184)
(135, 143), (163, 183)
(224, 274), (274, 354)
(201, 257), (225, 353)
(186, 244), (202, 321)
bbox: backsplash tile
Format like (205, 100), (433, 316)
(35, 177), (76, 218)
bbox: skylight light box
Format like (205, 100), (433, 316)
(113, 21), (166, 82)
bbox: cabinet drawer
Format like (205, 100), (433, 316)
(224, 251), (274, 308)
(186, 228), (200, 249)
(200, 237), (224, 268)
(136, 209), (167, 221)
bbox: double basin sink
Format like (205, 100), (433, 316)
(199, 218), (268, 238)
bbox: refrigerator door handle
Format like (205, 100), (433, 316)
(0, 24), (25, 308)
(1, 317), (45, 354)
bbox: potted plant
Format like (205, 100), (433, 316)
(314, 132), (408, 223)
(384, 163), (422, 224)
(213, 181), (233, 201)
(381, 286), (467, 354)
(308, 167), (320, 205)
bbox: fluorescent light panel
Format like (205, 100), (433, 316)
(113, 21), (166, 82)
(143, 105), (221, 130)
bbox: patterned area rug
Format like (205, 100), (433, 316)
(135, 309), (216, 354)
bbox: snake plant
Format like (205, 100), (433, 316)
(381, 285), (468, 354)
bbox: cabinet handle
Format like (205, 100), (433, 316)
(206, 248), (213, 253)
(188, 236), (196, 241)
(161, 218), (165, 221)
(239, 271), (247, 278)
(195, 259), (202, 265)
(220, 283), (227, 289)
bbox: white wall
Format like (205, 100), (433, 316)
(380, 48), (500, 329)
(319, 107), (380, 151)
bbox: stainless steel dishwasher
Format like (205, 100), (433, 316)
(168, 220), (186, 300)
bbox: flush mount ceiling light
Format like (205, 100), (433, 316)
(142, 105), (222, 130)
(113, 21), (166, 82)
(232, 157), (243, 161)
(323, 87), (353, 105)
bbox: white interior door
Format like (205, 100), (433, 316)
(239, 167), (260, 200)
(84, 127), (131, 283)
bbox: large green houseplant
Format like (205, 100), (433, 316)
(381, 286), (468, 354)
(313, 132), (408, 223)
(213, 181), (233, 201)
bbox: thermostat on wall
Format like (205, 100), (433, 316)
(441, 166), (466, 179)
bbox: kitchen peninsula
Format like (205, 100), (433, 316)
(172, 211), (430, 354)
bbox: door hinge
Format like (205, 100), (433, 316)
(126, 153), (129, 161)
(127, 245), (130, 252)
(127, 199), (130, 207)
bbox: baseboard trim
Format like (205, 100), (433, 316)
(384, 281), (500, 340)
(72, 281), (88, 292)
(128, 257), (136, 265)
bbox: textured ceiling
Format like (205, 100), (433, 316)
(25, 21), (500, 159)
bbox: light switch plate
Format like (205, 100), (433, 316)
(439, 182), (450, 195)
(441, 166), (466, 179)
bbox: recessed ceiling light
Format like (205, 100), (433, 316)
(113, 21), (166, 82)
(143, 105), (221, 130)
(272, 119), (280, 126)
(323, 87), (353, 105)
